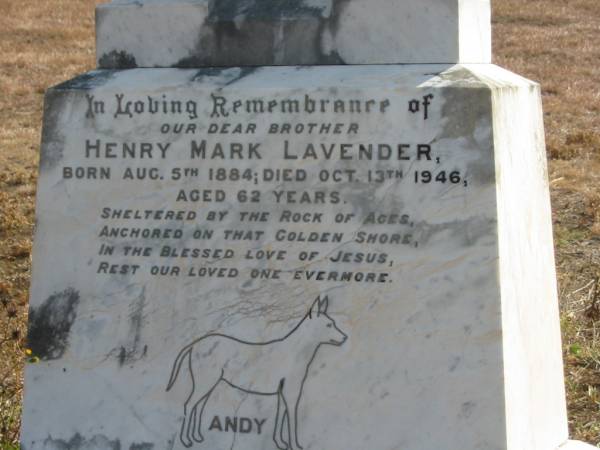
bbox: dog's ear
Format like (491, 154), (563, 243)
(317, 295), (329, 316)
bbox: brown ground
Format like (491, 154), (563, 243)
(0, 0), (599, 447)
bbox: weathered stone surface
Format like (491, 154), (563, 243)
(21, 64), (577, 450)
(96, 0), (492, 68)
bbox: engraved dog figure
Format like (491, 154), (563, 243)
(166, 296), (347, 449)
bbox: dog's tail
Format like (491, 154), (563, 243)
(166, 344), (193, 391)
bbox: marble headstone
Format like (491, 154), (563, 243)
(21, 1), (594, 450)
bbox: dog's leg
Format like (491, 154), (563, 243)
(279, 391), (295, 450)
(180, 397), (194, 448)
(176, 350), (197, 448)
(284, 380), (304, 450)
(273, 384), (289, 450)
(184, 389), (207, 445)
(189, 405), (199, 445)
(291, 400), (304, 450)
(190, 378), (221, 444)
(281, 410), (290, 450)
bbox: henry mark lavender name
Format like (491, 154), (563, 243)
(85, 93), (392, 119)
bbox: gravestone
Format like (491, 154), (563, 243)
(21, 1), (595, 450)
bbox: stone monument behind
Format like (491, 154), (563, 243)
(21, 1), (595, 450)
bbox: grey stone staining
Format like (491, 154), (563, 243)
(175, 0), (345, 67)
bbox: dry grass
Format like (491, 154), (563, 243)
(0, 0), (599, 447)
(0, 1), (102, 446)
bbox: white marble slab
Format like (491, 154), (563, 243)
(96, 0), (491, 68)
(20, 64), (578, 450)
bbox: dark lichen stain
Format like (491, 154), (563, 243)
(190, 67), (258, 85)
(40, 71), (116, 171)
(27, 288), (80, 361)
(191, 67), (230, 81)
(114, 289), (149, 367)
(225, 67), (258, 85)
(41, 434), (154, 450)
(53, 71), (116, 91)
(130, 444), (154, 450)
(39, 90), (68, 171)
(208, 0), (328, 20)
(117, 346), (127, 366)
(43, 434), (120, 450)
(174, 0), (351, 67)
(99, 50), (138, 69)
